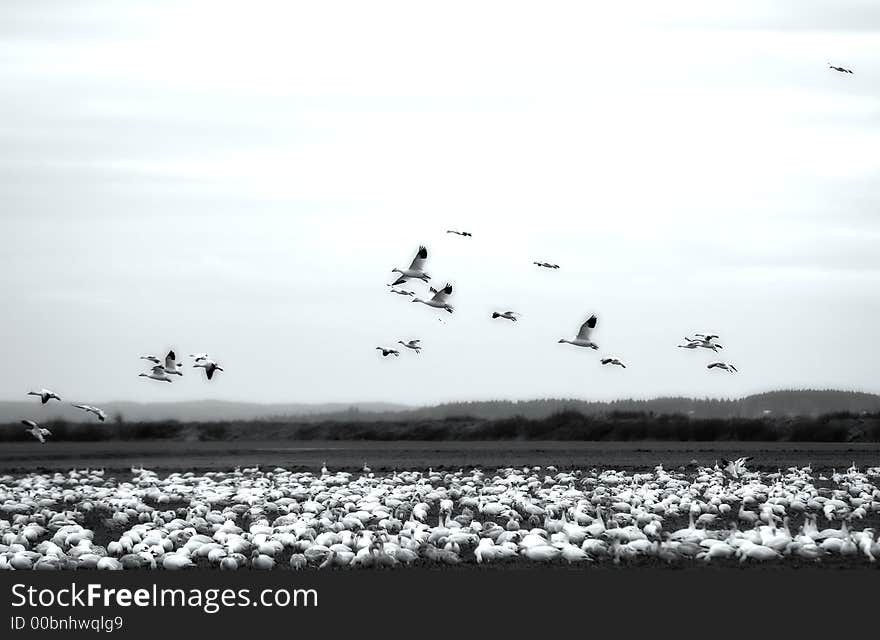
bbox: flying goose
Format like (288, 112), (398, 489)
(828, 63), (853, 74)
(189, 353), (209, 362)
(164, 351), (183, 376)
(376, 347), (400, 357)
(397, 340), (421, 353)
(140, 355), (161, 364)
(139, 365), (174, 382)
(684, 336), (723, 351)
(707, 361), (738, 373)
(600, 357), (626, 368)
(533, 261), (560, 269)
(677, 341), (701, 350)
(412, 283), (454, 313)
(21, 420), (51, 443)
(27, 389), (61, 404)
(491, 311), (519, 322)
(388, 287), (415, 296)
(193, 358), (224, 380)
(391, 246), (430, 285)
(446, 230), (472, 237)
(721, 456), (752, 478)
(72, 404), (108, 422)
(558, 315), (599, 349)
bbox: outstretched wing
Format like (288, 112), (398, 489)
(21, 420), (37, 428)
(151, 365), (167, 375)
(72, 404), (90, 411)
(576, 315), (597, 341)
(408, 245), (428, 271)
(431, 283), (453, 303)
(165, 351), (177, 370)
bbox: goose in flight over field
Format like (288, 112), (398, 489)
(684, 336), (723, 351)
(446, 230), (472, 237)
(412, 283), (454, 313)
(707, 361), (738, 373)
(533, 261), (560, 269)
(22, 420), (51, 443)
(72, 404), (108, 422)
(391, 246), (430, 285)
(491, 311), (519, 322)
(397, 340), (421, 353)
(600, 357), (626, 368)
(193, 358), (224, 380)
(558, 315), (599, 349)
(721, 456), (752, 478)
(828, 63), (853, 74)
(27, 389), (61, 404)
(388, 287), (415, 296)
(164, 351), (184, 376)
(140, 365), (174, 382)
(376, 347), (400, 357)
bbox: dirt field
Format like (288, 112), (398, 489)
(1, 439), (877, 474)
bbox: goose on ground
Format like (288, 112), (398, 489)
(72, 404), (108, 422)
(533, 261), (560, 269)
(397, 340), (421, 353)
(376, 347), (400, 357)
(193, 358), (224, 380)
(391, 246), (430, 285)
(446, 230), (472, 237)
(163, 351), (183, 376)
(600, 357), (626, 368)
(388, 287), (415, 296)
(21, 420), (51, 443)
(707, 361), (738, 373)
(412, 283), (454, 314)
(828, 63), (853, 74)
(491, 311), (519, 322)
(27, 389), (61, 404)
(558, 315), (599, 349)
(139, 365), (174, 383)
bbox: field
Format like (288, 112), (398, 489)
(1, 440), (879, 474)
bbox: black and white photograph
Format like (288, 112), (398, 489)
(1, 0), (879, 635)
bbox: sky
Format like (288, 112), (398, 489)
(2, 1), (880, 406)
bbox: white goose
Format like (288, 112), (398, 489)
(686, 336), (723, 351)
(21, 420), (51, 443)
(491, 311), (519, 322)
(376, 347), (400, 358)
(412, 283), (454, 314)
(388, 287), (415, 297)
(193, 358), (224, 380)
(558, 315), (599, 349)
(139, 365), (174, 383)
(391, 246), (430, 285)
(721, 457), (752, 478)
(446, 230), (472, 237)
(600, 357), (626, 368)
(163, 351), (183, 376)
(27, 389), (61, 404)
(397, 340), (421, 353)
(707, 361), (738, 373)
(72, 404), (108, 422)
(139, 355), (161, 364)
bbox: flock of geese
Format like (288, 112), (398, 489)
(1, 461), (878, 570)
(380, 239), (742, 375)
(19, 352), (224, 443)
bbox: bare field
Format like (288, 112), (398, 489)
(1, 440), (877, 474)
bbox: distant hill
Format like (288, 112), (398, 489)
(1, 389), (879, 424)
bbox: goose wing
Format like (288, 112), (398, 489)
(151, 365), (167, 375)
(576, 315), (598, 341)
(431, 283), (453, 303)
(164, 351), (177, 370)
(21, 420), (37, 428)
(408, 245), (428, 271)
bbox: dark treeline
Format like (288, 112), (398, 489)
(3, 409), (880, 442)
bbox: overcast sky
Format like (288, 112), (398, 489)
(2, 1), (880, 406)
